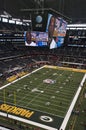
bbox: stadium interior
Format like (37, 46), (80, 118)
(0, 0), (86, 130)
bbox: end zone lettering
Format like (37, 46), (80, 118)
(0, 104), (34, 118)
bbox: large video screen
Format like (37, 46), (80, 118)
(24, 31), (48, 47)
(46, 14), (67, 49)
(54, 17), (67, 37)
(24, 13), (67, 49)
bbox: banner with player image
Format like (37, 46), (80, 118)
(46, 13), (67, 49)
(24, 31), (48, 47)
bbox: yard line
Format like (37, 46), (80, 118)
(22, 70), (64, 107)
(15, 94), (69, 113)
(59, 91), (74, 97)
(28, 99), (67, 110)
(34, 96), (69, 106)
(60, 88), (75, 94)
(27, 102), (65, 116)
(14, 101), (64, 119)
(35, 93), (71, 102)
(17, 81), (47, 104)
(0, 66), (45, 90)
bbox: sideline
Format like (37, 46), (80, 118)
(59, 73), (86, 130)
(0, 66), (44, 90)
(44, 65), (86, 73)
(0, 126), (11, 130)
(0, 111), (57, 130)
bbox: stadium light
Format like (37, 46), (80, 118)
(67, 24), (86, 27)
(9, 19), (15, 24)
(67, 27), (76, 30)
(16, 21), (23, 25)
(2, 17), (8, 23)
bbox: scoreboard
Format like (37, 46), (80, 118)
(0, 32), (24, 44)
(66, 26), (86, 47)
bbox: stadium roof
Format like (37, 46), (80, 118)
(0, 0), (86, 23)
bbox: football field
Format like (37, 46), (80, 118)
(0, 65), (85, 130)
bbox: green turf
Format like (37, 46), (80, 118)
(66, 82), (86, 130)
(0, 67), (85, 129)
(0, 67), (84, 116)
